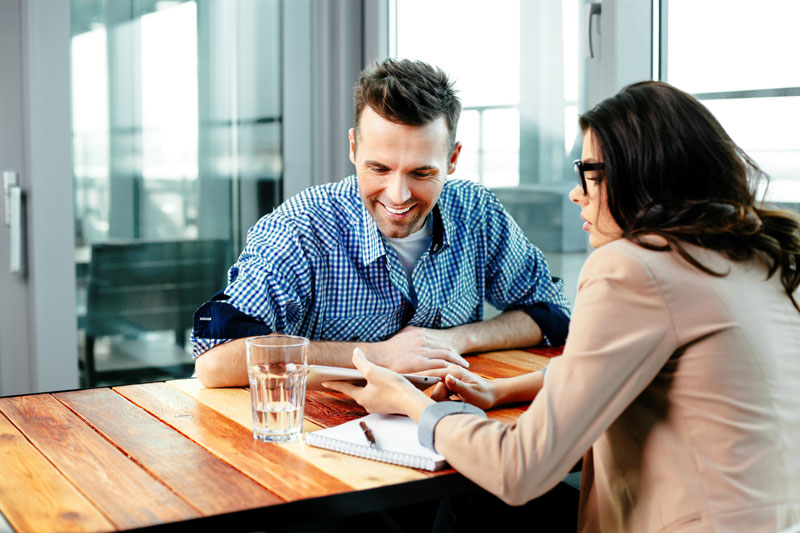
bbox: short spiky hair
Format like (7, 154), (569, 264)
(353, 58), (461, 153)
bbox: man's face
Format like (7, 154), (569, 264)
(349, 106), (461, 239)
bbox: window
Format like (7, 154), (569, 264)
(393, 0), (591, 305)
(660, 0), (800, 210)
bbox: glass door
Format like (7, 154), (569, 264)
(70, 0), (283, 386)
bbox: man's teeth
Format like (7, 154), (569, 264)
(384, 205), (412, 214)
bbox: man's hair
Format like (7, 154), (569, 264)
(353, 58), (461, 154)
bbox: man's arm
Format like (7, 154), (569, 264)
(383, 309), (542, 371)
(480, 189), (571, 346)
(432, 309), (543, 354)
(195, 331), (473, 388)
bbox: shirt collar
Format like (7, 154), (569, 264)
(360, 200), (386, 265)
(430, 184), (454, 254)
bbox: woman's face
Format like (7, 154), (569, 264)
(569, 129), (623, 248)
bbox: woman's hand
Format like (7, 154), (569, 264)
(429, 365), (499, 410)
(322, 348), (434, 421)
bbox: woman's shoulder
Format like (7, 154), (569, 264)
(581, 238), (664, 274)
(580, 237), (717, 289)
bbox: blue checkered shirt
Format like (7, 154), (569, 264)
(192, 176), (570, 357)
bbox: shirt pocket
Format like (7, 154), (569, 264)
(321, 311), (402, 342)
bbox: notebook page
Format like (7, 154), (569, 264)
(304, 413), (446, 470)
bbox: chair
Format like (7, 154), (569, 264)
(82, 238), (230, 386)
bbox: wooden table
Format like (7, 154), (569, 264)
(0, 349), (558, 532)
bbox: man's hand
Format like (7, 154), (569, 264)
(368, 326), (470, 374)
(323, 348), (434, 421)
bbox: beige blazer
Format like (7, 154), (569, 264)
(434, 239), (800, 532)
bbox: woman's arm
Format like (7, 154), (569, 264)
(430, 243), (680, 505)
(336, 243), (680, 506)
(427, 365), (544, 410)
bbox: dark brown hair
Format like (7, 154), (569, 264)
(353, 58), (461, 154)
(579, 81), (800, 311)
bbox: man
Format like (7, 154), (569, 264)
(192, 59), (570, 387)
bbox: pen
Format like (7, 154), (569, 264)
(359, 421), (377, 448)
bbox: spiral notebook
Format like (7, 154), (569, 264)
(304, 413), (447, 471)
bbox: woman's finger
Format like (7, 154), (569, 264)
(430, 381), (451, 401)
(352, 347), (371, 370)
(445, 374), (475, 400)
(322, 380), (361, 396)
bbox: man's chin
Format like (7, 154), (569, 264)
(376, 220), (416, 239)
(380, 227), (412, 239)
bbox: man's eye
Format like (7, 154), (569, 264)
(412, 172), (433, 179)
(370, 167), (389, 174)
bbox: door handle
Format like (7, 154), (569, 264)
(3, 171), (23, 274)
(587, 2), (602, 58)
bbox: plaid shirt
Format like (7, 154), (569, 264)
(192, 176), (570, 357)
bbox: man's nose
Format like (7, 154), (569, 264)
(386, 173), (412, 205)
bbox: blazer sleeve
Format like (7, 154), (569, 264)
(431, 242), (680, 505)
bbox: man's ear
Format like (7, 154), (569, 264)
(348, 128), (357, 165)
(447, 142), (463, 175)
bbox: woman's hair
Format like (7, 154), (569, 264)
(579, 81), (800, 311)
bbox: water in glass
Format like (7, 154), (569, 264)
(249, 361), (307, 442)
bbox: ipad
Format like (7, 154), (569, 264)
(307, 365), (441, 391)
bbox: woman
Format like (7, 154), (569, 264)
(325, 81), (800, 531)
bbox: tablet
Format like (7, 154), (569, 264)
(306, 365), (441, 391)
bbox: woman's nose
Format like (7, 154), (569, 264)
(568, 184), (586, 205)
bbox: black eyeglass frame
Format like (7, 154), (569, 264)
(573, 159), (605, 194)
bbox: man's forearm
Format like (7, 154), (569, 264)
(308, 340), (365, 367)
(442, 310), (543, 354)
(195, 338), (249, 387)
(195, 338), (370, 388)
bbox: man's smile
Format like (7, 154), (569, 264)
(380, 202), (416, 217)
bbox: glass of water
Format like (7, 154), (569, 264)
(245, 335), (309, 442)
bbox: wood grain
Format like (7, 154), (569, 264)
(468, 357), (533, 379)
(0, 412), (113, 533)
(0, 394), (198, 530)
(525, 346), (564, 358)
(478, 350), (551, 372)
(166, 380), (424, 488)
(304, 390), (368, 428)
(166, 378), (323, 433)
(55, 388), (281, 516)
(114, 383), (354, 501)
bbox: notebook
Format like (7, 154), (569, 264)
(304, 413), (447, 471)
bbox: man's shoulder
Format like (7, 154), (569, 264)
(279, 176), (359, 218)
(251, 176), (360, 255)
(440, 179), (499, 215)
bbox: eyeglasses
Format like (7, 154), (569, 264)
(573, 160), (605, 194)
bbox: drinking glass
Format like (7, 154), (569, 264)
(245, 335), (309, 442)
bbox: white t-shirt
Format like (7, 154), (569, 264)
(383, 217), (432, 305)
